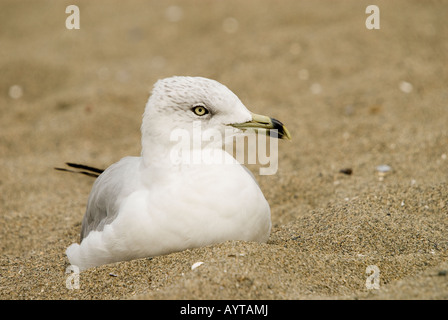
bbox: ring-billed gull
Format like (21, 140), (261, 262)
(65, 76), (290, 271)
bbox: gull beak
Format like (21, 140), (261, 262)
(230, 112), (291, 140)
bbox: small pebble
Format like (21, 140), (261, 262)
(310, 83), (322, 95)
(376, 164), (392, 173)
(399, 81), (413, 93)
(191, 261), (204, 270)
(165, 5), (183, 22)
(376, 165), (392, 181)
(339, 168), (353, 175)
(9, 85), (23, 99)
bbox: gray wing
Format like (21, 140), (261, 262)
(80, 156), (141, 241)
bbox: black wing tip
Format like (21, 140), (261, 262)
(65, 162), (104, 174)
(54, 163), (104, 178)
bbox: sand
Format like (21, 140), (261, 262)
(1, 0), (447, 300)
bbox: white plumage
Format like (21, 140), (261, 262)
(66, 76), (289, 271)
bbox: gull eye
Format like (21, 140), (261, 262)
(192, 105), (209, 116)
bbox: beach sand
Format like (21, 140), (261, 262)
(1, 0), (447, 299)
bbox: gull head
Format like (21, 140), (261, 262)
(141, 76), (290, 164)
